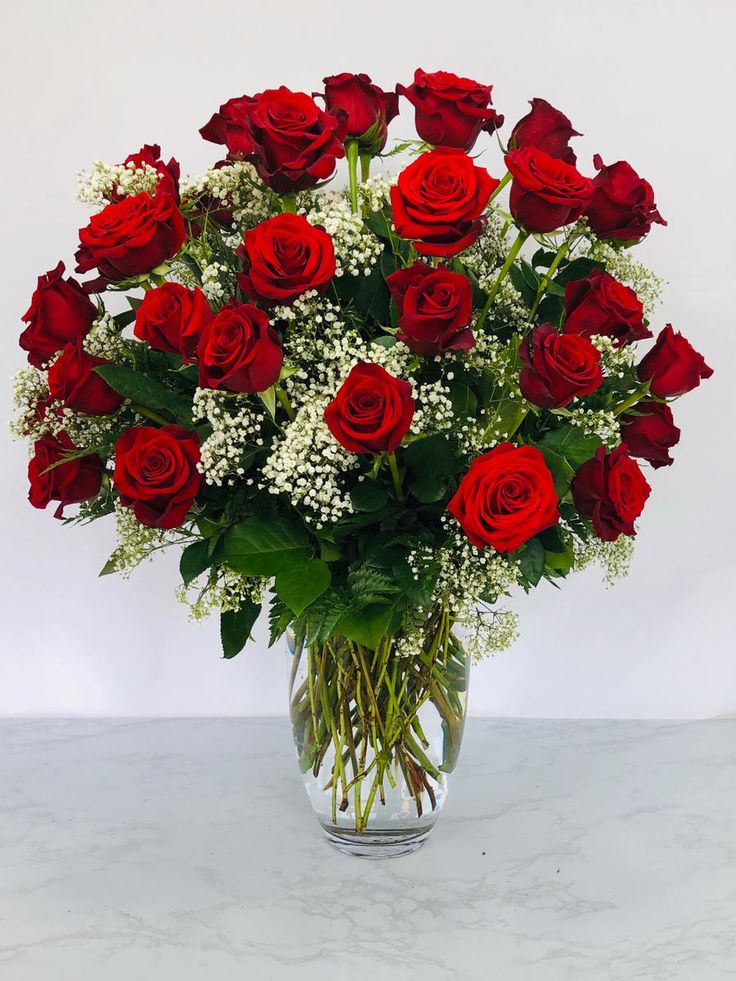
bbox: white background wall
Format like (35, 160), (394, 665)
(1, 0), (734, 718)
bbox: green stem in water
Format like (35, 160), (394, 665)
(281, 193), (297, 214)
(528, 237), (572, 321)
(360, 151), (371, 183)
(346, 140), (360, 215)
(386, 451), (405, 502)
(476, 230), (529, 331)
(274, 384), (296, 421)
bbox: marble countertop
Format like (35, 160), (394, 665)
(1, 718), (735, 980)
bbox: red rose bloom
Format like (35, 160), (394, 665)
(563, 268), (650, 347)
(324, 363), (414, 454)
(572, 445), (650, 541)
(47, 341), (123, 415)
(519, 323), (602, 408)
(199, 96), (257, 156)
(236, 213), (336, 306)
(386, 261), (474, 356)
(391, 148), (499, 257)
(28, 431), (103, 518)
(134, 283), (213, 361)
(198, 303), (283, 393)
(113, 425), (202, 530)
(586, 155), (666, 242)
(637, 324), (713, 398)
(509, 98), (581, 165)
(113, 144), (180, 202)
(448, 443), (559, 553)
(505, 147), (593, 233)
(20, 261), (97, 369)
(620, 401), (680, 469)
(322, 73), (398, 154)
(397, 69), (503, 151)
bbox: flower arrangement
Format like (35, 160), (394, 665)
(11, 70), (712, 851)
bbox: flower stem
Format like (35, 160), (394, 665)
(274, 384), (296, 421)
(386, 451), (405, 502)
(476, 229), (529, 331)
(488, 170), (511, 205)
(346, 140), (360, 215)
(528, 237), (572, 321)
(360, 151), (371, 183)
(281, 193), (297, 214)
(130, 403), (170, 426)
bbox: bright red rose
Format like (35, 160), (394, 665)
(563, 268), (650, 347)
(571, 444), (651, 541)
(113, 425), (202, 530)
(47, 341), (123, 415)
(324, 363), (414, 454)
(637, 324), (713, 398)
(20, 261), (97, 369)
(586, 155), (666, 242)
(391, 148), (498, 257)
(386, 261), (474, 356)
(448, 443), (559, 553)
(113, 144), (180, 202)
(28, 431), (103, 518)
(509, 98), (581, 165)
(134, 283), (213, 361)
(519, 323), (602, 408)
(197, 303), (283, 393)
(505, 147), (593, 233)
(397, 69), (503, 151)
(321, 73), (398, 154)
(620, 401), (680, 469)
(236, 213), (335, 306)
(199, 96), (257, 156)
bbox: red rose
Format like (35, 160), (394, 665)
(386, 261), (474, 356)
(20, 262), (97, 369)
(620, 401), (680, 469)
(114, 144), (180, 202)
(113, 425), (202, 530)
(324, 363), (414, 454)
(509, 98), (581, 165)
(448, 443), (559, 553)
(563, 268), (650, 347)
(199, 96), (257, 156)
(321, 73), (398, 154)
(198, 303), (283, 393)
(572, 444), (650, 541)
(397, 69), (503, 151)
(47, 341), (123, 415)
(505, 147), (593, 233)
(637, 324), (713, 398)
(586, 155), (666, 243)
(134, 283), (214, 361)
(28, 431), (103, 518)
(236, 213), (336, 306)
(519, 323), (602, 408)
(75, 190), (185, 286)
(391, 148), (498, 257)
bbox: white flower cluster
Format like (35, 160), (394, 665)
(408, 376), (455, 435)
(9, 365), (49, 442)
(180, 161), (275, 238)
(461, 213), (512, 292)
(83, 313), (125, 360)
(105, 502), (178, 578)
(590, 333), (637, 377)
(176, 570), (264, 622)
(585, 241), (664, 318)
(573, 533), (635, 587)
(567, 405), (621, 446)
(77, 160), (161, 208)
(192, 388), (265, 487)
(358, 173), (395, 214)
(303, 192), (383, 278)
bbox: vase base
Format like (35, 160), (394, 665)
(321, 823), (433, 859)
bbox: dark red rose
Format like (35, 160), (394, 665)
(20, 262), (97, 368)
(397, 69), (503, 152)
(586, 155), (666, 242)
(321, 73), (398, 154)
(519, 323), (602, 408)
(637, 324), (713, 398)
(620, 401), (680, 469)
(236, 213), (335, 306)
(134, 283), (214, 361)
(505, 147), (593, 233)
(563, 268), (650, 347)
(509, 98), (581, 165)
(324, 363), (414, 454)
(47, 341), (123, 415)
(199, 96), (257, 156)
(28, 431), (103, 518)
(386, 261), (474, 356)
(391, 148), (498, 257)
(572, 444), (650, 541)
(113, 425), (202, 530)
(75, 190), (185, 286)
(113, 144), (180, 202)
(448, 443), (559, 553)
(198, 303), (283, 393)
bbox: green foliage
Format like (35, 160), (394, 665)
(94, 364), (194, 427)
(179, 539), (212, 586)
(221, 516), (309, 577)
(350, 480), (389, 512)
(335, 603), (393, 650)
(535, 423), (601, 496)
(274, 558), (331, 616)
(220, 600), (261, 658)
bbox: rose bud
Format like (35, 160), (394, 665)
(236, 213), (336, 306)
(134, 283), (214, 362)
(571, 445), (651, 541)
(448, 443), (559, 554)
(519, 323), (603, 408)
(397, 69), (503, 152)
(28, 431), (103, 519)
(586, 155), (666, 243)
(505, 147), (593, 233)
(391, 148), (499, 257)
(386, 261), (474, 356)
(20, 261), (97, 369)
(321, 73), (399, 154)
(620, 401), (680, 469)
(509, 98), (581, 165)
(637, 324), (713, 398)
(197, 303), (283, 394)
(113, 425), (202, 530)
(324, 363), (414, 454)
(563, 268), (650, 347)
(47, 341), (123, 415)
(113, 144), (180, 202)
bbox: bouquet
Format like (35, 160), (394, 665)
(11, 69), (712, 855)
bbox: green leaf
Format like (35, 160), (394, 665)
(258, 386), (276, 420)
(179, 539), (212, 586)
(335, 603), (393, 650)
(274, 558), (331, 616)
(220, 601), (261, 658)
(537, 423), (601, 468)
(268, 596), (292, 647)
(363, 208), (394, 241)
(517, 537), (546, 588)
(98, 556), (118, 577)
(508, 264), (536, 306)
(553, 257), (604, 288)
(404, 434), (461, 476)
(350, 481), (389, 512)
(538, 445), (575, 497)
(221, 517), (309, 576)
(94, 364), (193, 426)
(409, 472), (446, 503)
(356, 261), (390, 322)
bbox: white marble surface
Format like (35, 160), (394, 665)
(1, 719), (735, 980)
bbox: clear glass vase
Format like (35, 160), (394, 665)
(287, 610), (470, 858)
